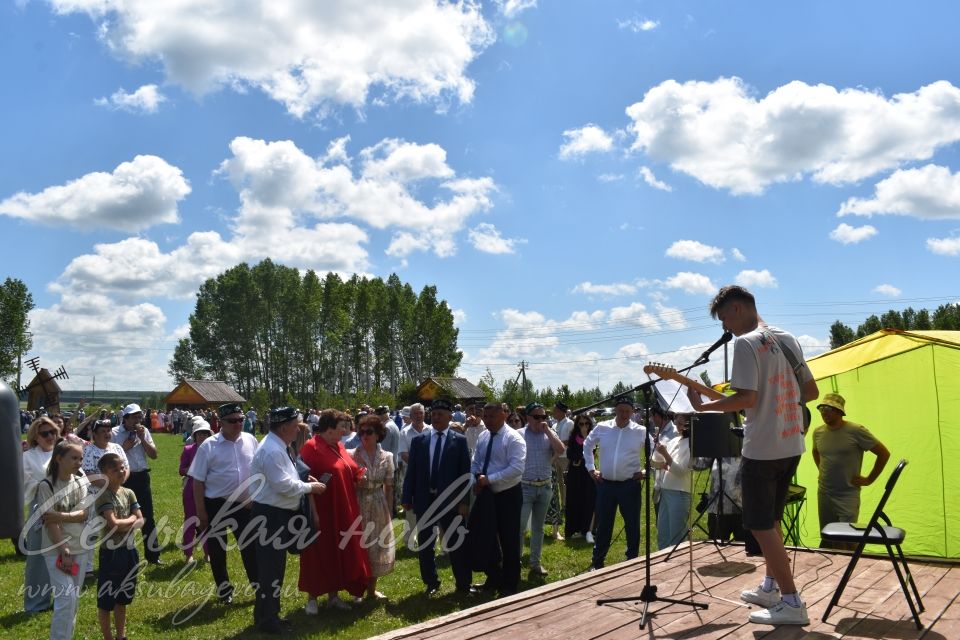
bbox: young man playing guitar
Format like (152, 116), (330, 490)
(681, 285), (819, 626)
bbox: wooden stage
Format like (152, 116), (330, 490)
(371, 542), (959, 639)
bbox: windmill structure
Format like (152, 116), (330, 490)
(18, 356), (69, 413)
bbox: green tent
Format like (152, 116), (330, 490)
(796, 329), (960, 558)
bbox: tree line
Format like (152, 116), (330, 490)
(168, 259), (462, 407)
(829, 303), (960, 348)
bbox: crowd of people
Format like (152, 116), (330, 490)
(15, 285), (894, 636)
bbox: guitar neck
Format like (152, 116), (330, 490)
(643, 365), (726, 401)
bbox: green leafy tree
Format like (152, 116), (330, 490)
(168, 338), (204, 382)
(0, 277), (34, 388)
(829, 321), (857, 349)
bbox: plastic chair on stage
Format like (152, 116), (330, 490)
(820, 459), (924, 630)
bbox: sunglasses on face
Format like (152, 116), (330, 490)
(530, 414), (548, 420)
(39, 430), (56, 438)
(222, 418), (244, 424)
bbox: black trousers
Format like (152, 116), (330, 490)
(486, 484), (522, 595)
(416, 510), (472, 590)
(124, 470), (159, 563)
(251, 502), (294, 630)
(204, 497), (259, 598)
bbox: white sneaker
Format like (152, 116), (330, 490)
(740, 584), (781, 607)
(305, 598), (319, 615)
(585, 532), (595, 544)
(749, 600), (809, 625)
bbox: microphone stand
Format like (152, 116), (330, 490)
(595, 381), (708, 628)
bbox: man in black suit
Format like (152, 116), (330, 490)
(401, 398), (474, 595)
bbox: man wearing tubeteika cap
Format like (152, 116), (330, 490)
(582, 394), (648, 570)
(111, 403), (161, 564)
(250, 407), (327, 634)
(402, 398), (473, 595)
(811, 393), (890, 548)
(188, 402), (260, 604)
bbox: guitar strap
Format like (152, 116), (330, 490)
(762, 327), (811, 427)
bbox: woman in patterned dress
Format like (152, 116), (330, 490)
(350, 414), (396, 600)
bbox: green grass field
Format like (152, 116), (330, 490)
(1, 434), (680, 639)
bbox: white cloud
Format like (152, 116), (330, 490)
(50, 0), (494, 118)
(829, 222), (877, 244)
(598, 173), (624, 183)
(873, 284), (901, 297)
(731, 248), (746, 262)
(665, 239), (724, 264)
(609, 302), (660, 329)
(663, 271), (716, 295)
(468, 223), (525, 254)
(94, 84), (166, 113)
(638, 166), (672, 191)
(655, 302), (687, 330)
(219, 136), (496, 255)
(617, 18), (660, 33)
(559, 124), (614, 160)
(0, 155), (190, 231)
(54, 226), (369, 299)
(29, 293), (174, 389)
(837, 165), (960, 220)
(735, 269), (778, 288)
(497, 0), (536, 18)
(452, 309), (467, 325)
(385, 231), (428, 259)
(796, 334), (829, 358)
(572, 281), (637, 296)
(615, 342), (650, 359)
(624, 78), (960, 194)
(927, 236), (960, 256)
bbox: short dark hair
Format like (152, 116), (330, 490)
(316, 409), (346, 433)
(358, 414), (386, 442)
(709, 285), (756, 319)
(98, 452), (124, 472)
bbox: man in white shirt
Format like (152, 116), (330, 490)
(398, 404), (431, 545)
(686, 285), (819, 626)
(470, 401), (526, 596)
(111, 403), (161, 564)
(249, 407), (326, 635)
(583, 395), (647, 570)
(189, 402), (260, 605)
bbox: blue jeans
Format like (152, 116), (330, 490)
(592, 479), (641, 568)
(519, 482), (553, 567)
(656, 488), (691, 549)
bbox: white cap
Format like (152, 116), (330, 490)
(401, 406), (411, 418)
(191, 416), (213, 435)
(121, 403), (143, 417)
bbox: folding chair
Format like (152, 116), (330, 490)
(820, 459), (924, 629)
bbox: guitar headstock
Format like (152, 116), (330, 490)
(643, 362), (679, 380)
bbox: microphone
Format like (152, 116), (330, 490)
(697, 331), (732, 362)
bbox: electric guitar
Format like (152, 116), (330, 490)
(643, 363), (812, 429)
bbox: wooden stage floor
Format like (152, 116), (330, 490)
(370, 542), (959, 640)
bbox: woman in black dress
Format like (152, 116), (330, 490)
(564, 415), (596, 542)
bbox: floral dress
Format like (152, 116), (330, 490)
(351, 445), (396, 577)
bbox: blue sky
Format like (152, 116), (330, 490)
(2, 0), (959, 393)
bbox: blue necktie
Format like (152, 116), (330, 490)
(430, 431), (443, 491)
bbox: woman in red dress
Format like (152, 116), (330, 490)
(298, 409), (371, 613)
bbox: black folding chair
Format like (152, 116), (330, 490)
(820, 459), (924, 629)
